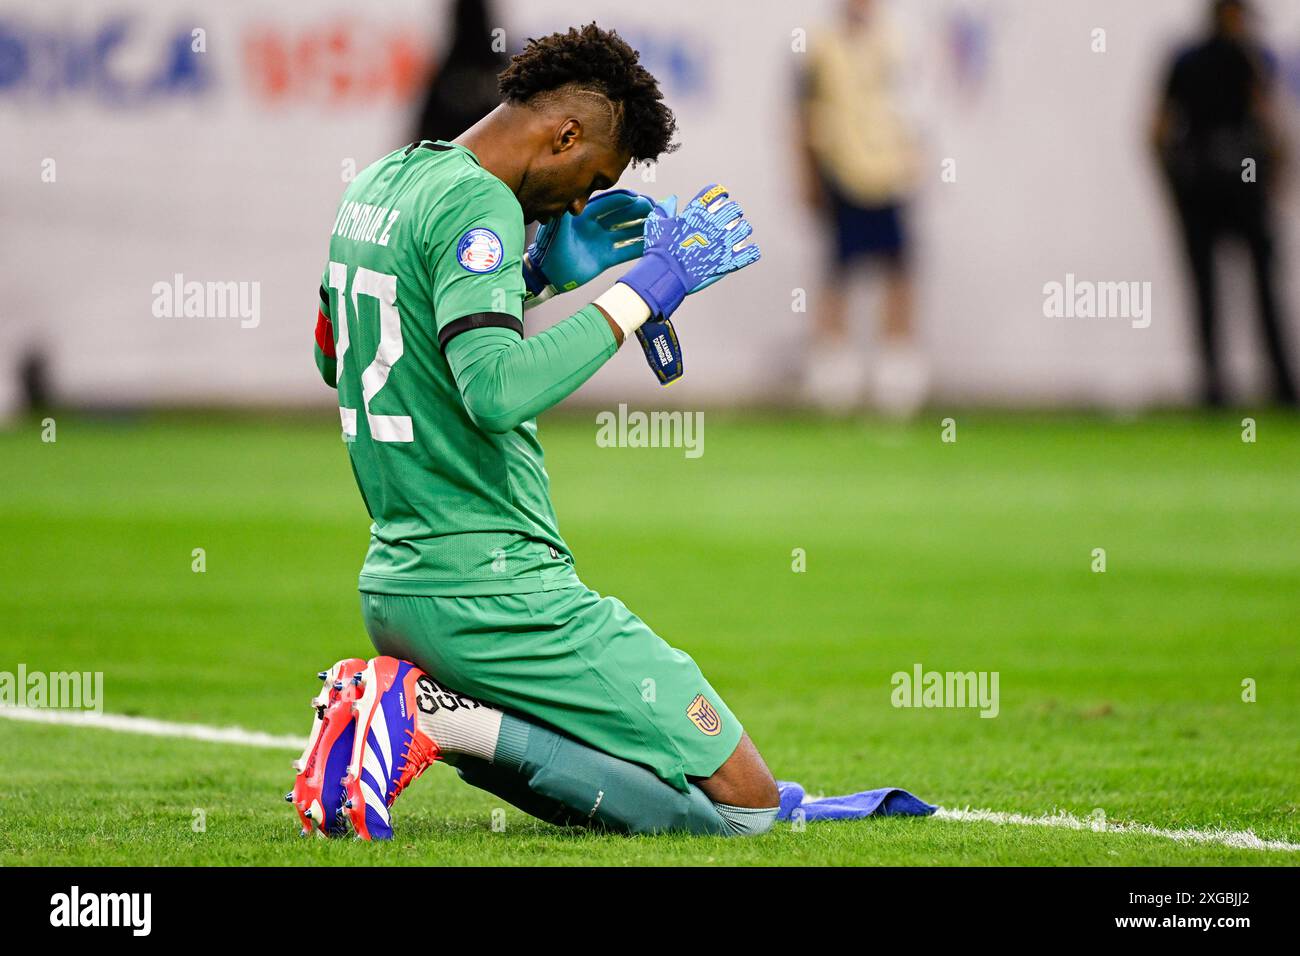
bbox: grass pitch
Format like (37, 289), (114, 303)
(0, 410), (1297, 866)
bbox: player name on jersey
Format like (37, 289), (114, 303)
(332, 200), (400, 247)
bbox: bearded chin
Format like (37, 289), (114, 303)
(520, 199), (544, 226)
(517, 166), (562, 226)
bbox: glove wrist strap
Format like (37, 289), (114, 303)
(618, 248), (689, 319)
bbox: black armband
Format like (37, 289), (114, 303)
(438, 311), (524, 349)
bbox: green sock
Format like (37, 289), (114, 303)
(444, 752), (592, 830)
(492, 714), (734, 836)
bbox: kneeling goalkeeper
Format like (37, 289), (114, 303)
(297, 24), (777, 840)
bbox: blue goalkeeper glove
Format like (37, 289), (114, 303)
(622, 185), (760, 386)
(522, 189), (655, 299)
(619, 183), (760, 320)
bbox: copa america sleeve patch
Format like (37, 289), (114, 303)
(456, 227), (504, 273)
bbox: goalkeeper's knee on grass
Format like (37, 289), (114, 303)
(711, 801), (780, 837)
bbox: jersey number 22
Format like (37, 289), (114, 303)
(326, 261), (413, 443)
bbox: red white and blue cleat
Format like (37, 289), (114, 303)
(288, 657), (367, 837)
(341, 656), (444, 840)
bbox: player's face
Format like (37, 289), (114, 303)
(521, 133), (630, 225)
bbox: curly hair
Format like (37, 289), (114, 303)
(498, 23), (678, 164)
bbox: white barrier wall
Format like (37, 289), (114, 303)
(3, 0), (1300, 410)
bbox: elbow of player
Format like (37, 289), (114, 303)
(462, 393), (524, 434)
(453, 354), (527, 433)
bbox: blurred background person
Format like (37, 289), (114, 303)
(412, 0), (509, 144)
(1152, 0), (1296, 407)
(796, 0), (925, 416)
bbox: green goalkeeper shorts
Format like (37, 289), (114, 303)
(359, 585), (743, 793)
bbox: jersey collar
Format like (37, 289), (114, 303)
(406, 139), (483, 168)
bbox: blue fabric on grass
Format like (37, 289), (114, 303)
(776, 780), (936, 822)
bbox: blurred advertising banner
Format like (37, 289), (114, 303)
(4, 0), (1300, 409)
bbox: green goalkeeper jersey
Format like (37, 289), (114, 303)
(317, 141), (581, 596)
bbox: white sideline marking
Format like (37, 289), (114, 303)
(0, 706), (303, 750)
(4, 707), (1297, 853)
(933, 806), (1300, 853)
